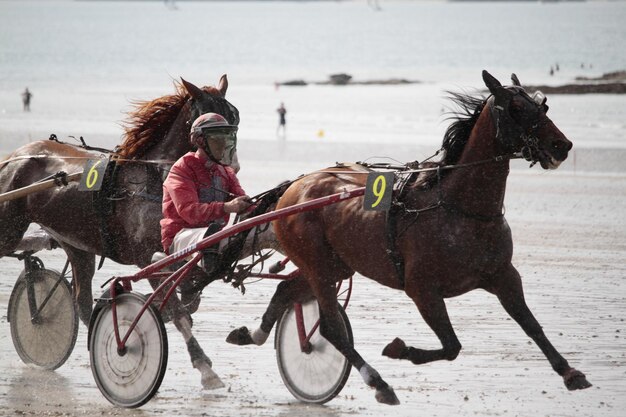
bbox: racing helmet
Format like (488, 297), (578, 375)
(190, 113), (238, 166)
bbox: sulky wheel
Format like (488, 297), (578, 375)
(275, 299), (352, 404)
(8, 268), (78, 370)
(89, 291), (168, 408)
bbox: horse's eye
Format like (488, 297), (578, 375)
(509, 100), (525, 120)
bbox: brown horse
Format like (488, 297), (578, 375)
(229, 71), (591, 404)
(0, 75), (239, 388)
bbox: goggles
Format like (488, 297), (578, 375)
(201, 128), (237, 166)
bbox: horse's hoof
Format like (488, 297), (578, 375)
(564, 369), (592, 390)
(202, 374), (226, 390)
(181, 291), (201, 314)
(226, 326), (254, 345)
(382, 337), (406, 360)
(375, 386), (400, 405)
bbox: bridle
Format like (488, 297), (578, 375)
(188, 94), (239, 127)
(487, 84), (550, 167)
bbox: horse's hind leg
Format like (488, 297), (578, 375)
(0, 205), (30, 257)
(226, 275), (313, 346)
(313, 278), (399, 405)
(61, 245), (96, 325)
(382, 280), (462, 364)
(484, 264), (592, 390)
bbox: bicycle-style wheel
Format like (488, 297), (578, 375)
(8, 268), (78, 370)
(275, 299), (352, 404)
(89, 292), (168, 408)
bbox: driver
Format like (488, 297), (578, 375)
(160, 113), (252, 275)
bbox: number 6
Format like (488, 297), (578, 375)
(86, 160), (102, 189)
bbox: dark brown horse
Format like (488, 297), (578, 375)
(229, 71), (591, 404)
(0, 76), (239, 388)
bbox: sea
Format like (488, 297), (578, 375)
(1, 0), (625, 167)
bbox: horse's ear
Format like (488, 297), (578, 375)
(511, 73), (521, 86)
(217, 74), (228, 97)
(482, 70), (502, 94)
(180, 77), (204, 99)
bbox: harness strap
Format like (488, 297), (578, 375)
(440, 201), (504, 222)
(94, 160), (119, 269)
(386, 204), (406, 288)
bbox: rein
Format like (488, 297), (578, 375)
(317, 152), (523, 177)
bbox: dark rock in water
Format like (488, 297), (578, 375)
(353, 78), (417, 85)
(278, 79), (307, 86)
(329, 73), (353, 85)
(575, 70), (626, 82)
(279, 73), (420, 87)
(314, 75), (419, 86)
(524, 69), (626, 94)
(525, 83), (626, 94)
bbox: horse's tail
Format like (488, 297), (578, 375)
(0, 153), (12, 172)
(0, 151), (33, 257)
(0, 152), (18, 190)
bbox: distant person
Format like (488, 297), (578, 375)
(368, 0), (381, 10)
(276, 102), (287, 138)
(549, 66), (554, 76)
(22, 88), (32, 112)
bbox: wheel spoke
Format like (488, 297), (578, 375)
(89, 292), (168, 408)
(275, 300), (352, 403)
(9, 269), (78, 370)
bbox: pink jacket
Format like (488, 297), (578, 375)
(160, 151), (245, 252)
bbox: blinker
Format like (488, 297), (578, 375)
(532, 90), (546, 106)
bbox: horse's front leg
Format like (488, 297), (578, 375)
(150, 276), (225, 390)
(172, 311), (225, 390)
(484, 264), (592, 390)
(226, 275), (312, 346)
(382, 280), (462, 364)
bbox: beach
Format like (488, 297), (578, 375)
(1, 140), (626, 417)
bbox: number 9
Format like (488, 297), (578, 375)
(86, 160), (102, 189)
(371, 174), (386, 208)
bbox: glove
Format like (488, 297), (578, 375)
(224, 195), (252, 214)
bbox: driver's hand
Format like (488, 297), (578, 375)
(224, 195), (253, 214)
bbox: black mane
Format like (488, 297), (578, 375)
(441, 90), (486, 165)
(412, 91), (486, 189)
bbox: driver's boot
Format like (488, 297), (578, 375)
(201, 222), (222, 277)
(202, 246), (219, 276)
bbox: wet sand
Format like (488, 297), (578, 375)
(1, 147), (625, 417)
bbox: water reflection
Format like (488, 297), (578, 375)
(6, 366), (74, 412)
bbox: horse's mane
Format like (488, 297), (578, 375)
(414, 91), (486, 189)
(117, 81), (221, 160)
(441, 90), (486, 166)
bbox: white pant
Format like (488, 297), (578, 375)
(169, 223), (281, 268)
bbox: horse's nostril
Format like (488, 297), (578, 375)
(552, 139), (572, 152)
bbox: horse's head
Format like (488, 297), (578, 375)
(482, 70), (572, 169)
(181, 75), (240, 133)
(119, 75), (240, 166)
(181, 76), (241, 172)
